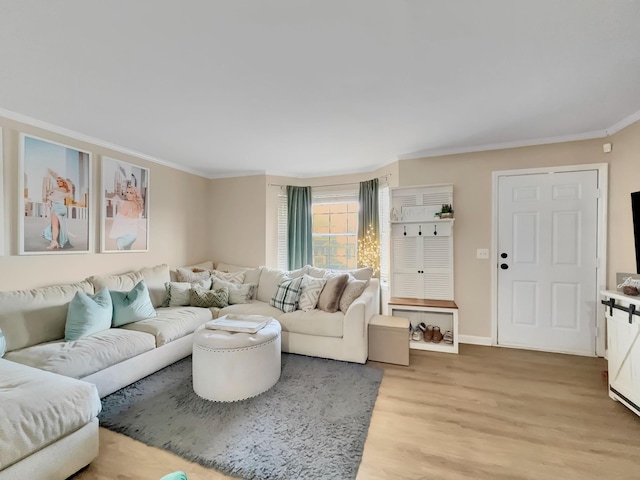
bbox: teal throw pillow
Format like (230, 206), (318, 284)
(110, 281), (157, 327)
(65, 289), (113, 341)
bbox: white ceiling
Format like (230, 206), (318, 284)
(0, 1), (639, 178)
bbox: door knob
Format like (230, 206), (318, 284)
(500, 263), (509, 270)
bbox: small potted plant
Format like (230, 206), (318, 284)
(437, 204), (454, 219)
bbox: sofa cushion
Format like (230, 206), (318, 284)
(88, 270), (143, 292)
(0, 280), (94, 353)
(110, 281), (157, 327)
(317, 273), (349, 313)
(298, 275), (326, 311)
(0, 358), (101, 471)
(270, 276), (304, 313)
(279, 309), (344, 338)
(175, 267), (211, 284)
(212, 278), (255, 305)
(219, 301), (283, 319)
(216, 263), (263, 285)
(339, 277), (369, 313)
(123, 306), (212, 346)
(140, 264), (171, 308)
(210, 270), (245, 284)
(190, 286), (229, 308)
(170, 261), (215, 282)
(257, 267), (287, 303)
(65, 289), (113, 341)
(306, 265), (374, 282)
(164, 282), (193, 307)
(4, 328), (156, 379)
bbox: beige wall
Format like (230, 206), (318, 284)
(606, 120), (640, 283)
(209, 175), (267, 267)
(0, 116), (212, 291)
(398, 126), (640, 338)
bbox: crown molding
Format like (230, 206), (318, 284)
(0, 107), (210, 179)
(605, 109), (640, 136)
(397, 130), (609, 161)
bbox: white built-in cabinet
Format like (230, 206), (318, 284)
(601, 290), (640, 416)
(389, 184), (458, 354)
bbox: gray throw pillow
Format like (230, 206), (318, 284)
(339, 277), (369, 313)
(317, 273), (349, 313)
(190, 286), (229, 308)
(212, 278), (256, 305)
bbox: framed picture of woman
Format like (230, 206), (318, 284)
(100, 156), (149, 253)
(19, 134), (92, 255)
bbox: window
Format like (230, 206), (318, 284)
(312, 189), (359, 270)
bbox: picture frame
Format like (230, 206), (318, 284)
(19, 134), (92, 255)
(100, 156), (149, 253)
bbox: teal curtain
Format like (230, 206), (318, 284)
(287, 186), (313, 270)
(358, 178), (380, 274)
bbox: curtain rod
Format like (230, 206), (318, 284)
(268, 173), (391, 188)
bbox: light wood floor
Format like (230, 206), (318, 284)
(73, 345), (640, 480)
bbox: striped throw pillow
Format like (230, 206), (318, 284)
(270, 276), (304, 313)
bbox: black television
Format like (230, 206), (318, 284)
(633, 191), (640, 274)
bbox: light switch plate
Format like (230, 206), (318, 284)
(477, 248), (489, 259)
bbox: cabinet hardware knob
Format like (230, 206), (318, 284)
(403, 226), (407, 236)
(501, 253), (508, 259)
(500, 263), (509, 270)
(418, 225), (422, 236)
(433, 225), (438, 235)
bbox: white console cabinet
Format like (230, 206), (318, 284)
(602, 290), (640, 416)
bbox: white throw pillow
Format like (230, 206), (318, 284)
(175, 267), (211, 283)
(164, 282), (192, 307)
(212, 278), (256, 305)
(210, 270), (245, 284)
(257, 267), (287, 303)
(298, 275), (326, 311)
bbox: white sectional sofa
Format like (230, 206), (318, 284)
(0, 261), (379, 479)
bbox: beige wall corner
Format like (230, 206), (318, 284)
(209, 175), (267, 268)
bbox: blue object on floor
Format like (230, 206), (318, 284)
(159, 472), (187, 480)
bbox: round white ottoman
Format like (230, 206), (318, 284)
(192, 319), (281, 402)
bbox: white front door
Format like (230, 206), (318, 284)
(497, 170), (599, 355)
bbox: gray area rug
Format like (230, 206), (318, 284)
(99, 354), (383, 480)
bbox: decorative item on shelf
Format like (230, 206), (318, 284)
(618, 276), (640, 296)
(435, 204), (454, 219)
(357, 223), (380, 275)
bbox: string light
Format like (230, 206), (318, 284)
(358, 223), (380, 275)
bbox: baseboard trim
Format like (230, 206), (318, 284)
(459, 335), (492, 346)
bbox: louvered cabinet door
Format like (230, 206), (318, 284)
(391, 225), (422, 298)
(422, 235), (454, 300)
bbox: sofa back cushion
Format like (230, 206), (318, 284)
(0, 281), (94, 352)
(88, 270), (143, 292)
(257, 267), (287, 303)
(140, 264), (171, 308)
(65, 289), (113, 341)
